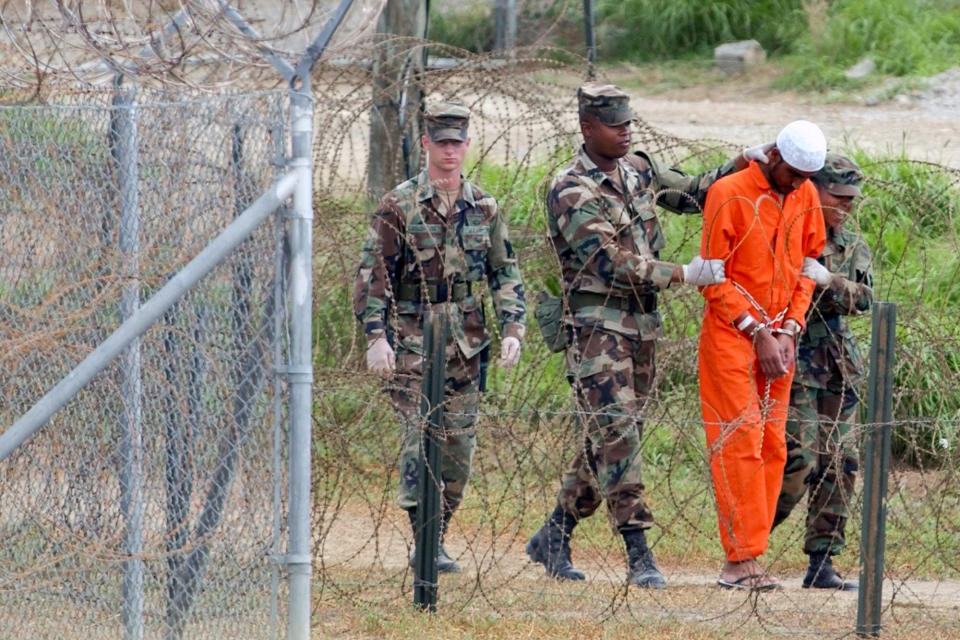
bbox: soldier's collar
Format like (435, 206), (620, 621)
(414, 170), (475, 206)
(459, 179), (477, 206)
(577, 145), (623, 188)
(414, 170), (436, 202)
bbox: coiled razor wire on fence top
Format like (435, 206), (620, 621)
(1, 26), (960, 640)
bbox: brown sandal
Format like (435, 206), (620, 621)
(717, 574), (781, 591)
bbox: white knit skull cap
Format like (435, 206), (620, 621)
(776, 119), (827, 173)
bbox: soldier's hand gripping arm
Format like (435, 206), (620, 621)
(814, 238), (874, 316)
(681, 255), (726, 286)
(801, 257), (833, 286)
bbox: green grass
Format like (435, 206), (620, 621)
(778, 0), (960, 91)
(594, 0), (806, 62)
(315, 152), (960, 640)
(423, 0), (960, 96)
(428, 1), (494, 54)
(595, 0), (960, 93)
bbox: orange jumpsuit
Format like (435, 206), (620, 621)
(698, 162), (826, 562)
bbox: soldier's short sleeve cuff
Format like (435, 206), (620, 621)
(650, 262), (675, 289)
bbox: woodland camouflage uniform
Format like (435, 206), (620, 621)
(353, 103), (526, 516)
(546, 88), (737, 532)
(772, 153), (873, 558)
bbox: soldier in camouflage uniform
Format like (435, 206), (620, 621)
(526, 83), (737, 588)
(353, 101), (526, 573)
(770, 153), (872, 591)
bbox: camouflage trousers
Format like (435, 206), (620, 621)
(772, 383), (860, 555)
(556, 326), (656, 532)
(388, 341), (481, 514)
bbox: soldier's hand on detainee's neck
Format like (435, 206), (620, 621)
(754, 329), (789, 379)
(498, 336), (521, 368)
(801, 257), (833, 286)
(681, 256), (725, 286)
(741, 142), (774, 165)
(366, 336), (396, 375)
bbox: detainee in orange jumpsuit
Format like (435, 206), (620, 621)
(698, 120), (827, 590)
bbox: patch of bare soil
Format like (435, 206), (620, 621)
(614, 66), (960, 168)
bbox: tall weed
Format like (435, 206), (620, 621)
(779, 0), (960, 90)
(595, 0), (806, 61)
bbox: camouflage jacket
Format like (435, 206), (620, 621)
(795, 226), (874, 390)
(546, 146), (736, 339)
(353, 169), (526, 359)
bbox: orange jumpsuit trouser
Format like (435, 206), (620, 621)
(699, 316), (791, 562)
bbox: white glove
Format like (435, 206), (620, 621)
(802, 257), (833, 286)
(742, 142), (774, 164)
(365, 336), (396, 375)
(682, 256), (725, 286)
(498, 336), (521, 368)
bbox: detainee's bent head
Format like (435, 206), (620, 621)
(578, 83), (633, 126)
(813, 153), (863, 197)
(423, 101), (470, 142)
(776, 119), (827, 172)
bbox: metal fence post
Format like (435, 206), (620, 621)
(113, 78), (145, 640)
(494, 0), (517, 53)
(286, 73), (314, 640)
(583, 0), (596, 78)
(858, 302), (896, 637)
(414, 311), (446, 611)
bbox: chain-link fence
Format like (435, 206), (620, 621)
(0, 90), (294, 639)
(311, 40), (960, 639)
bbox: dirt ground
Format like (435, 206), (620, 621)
(611, 65), (960, 168)
(316, 504), (960, 638)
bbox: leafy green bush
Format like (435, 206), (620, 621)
(428, 1), (494, 54)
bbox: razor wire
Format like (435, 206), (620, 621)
(309, 39), (960, 639)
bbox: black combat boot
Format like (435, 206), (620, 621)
(622, 529), (666, 589)
(407, 508), (461, 574)
(526, 506), (586, 580)
(437, 509), (461, 573)
(803, 552), (857, 591)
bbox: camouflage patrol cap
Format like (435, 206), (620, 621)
(577, 83), (633, 126)
(814, 152), (864, 197)
(423, 101), (470, 142)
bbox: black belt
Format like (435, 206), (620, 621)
(397, 282), (471, 303)
(569, 291), (657, 314)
